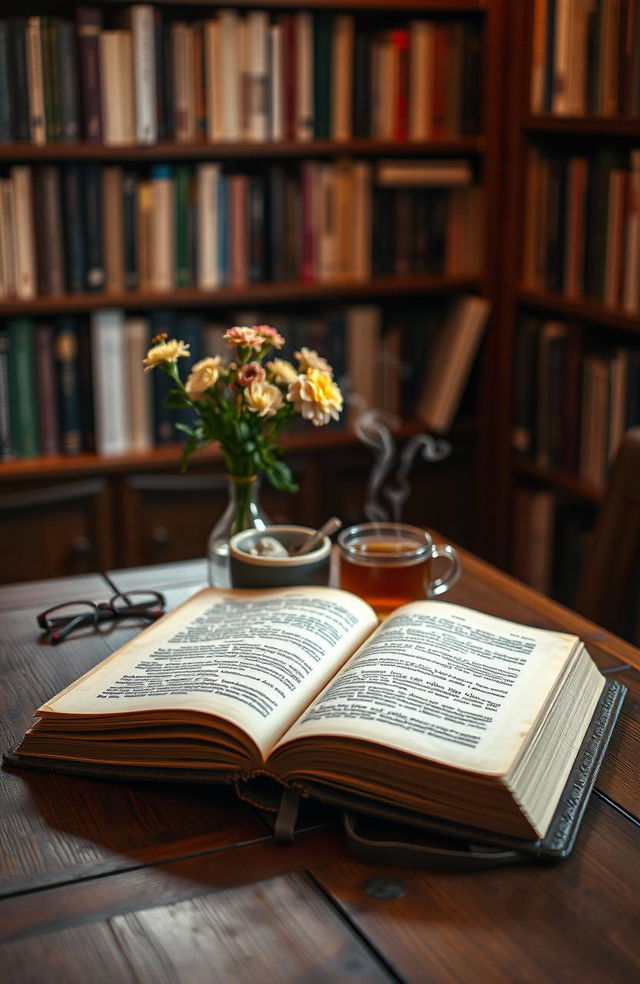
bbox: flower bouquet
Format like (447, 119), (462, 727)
(143, 323), (344, 583)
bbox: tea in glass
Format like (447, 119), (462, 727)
(338, 523), (460, 615)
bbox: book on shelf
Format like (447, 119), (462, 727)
(34, 322), (60, 456)
(6, 586), (625, 863)
(90, 308), (129, 456)
(0, 327), (13, 461)
(6, 317), (39, 458)
(416, 295), (489, 434)
(55, 319), (84, 456)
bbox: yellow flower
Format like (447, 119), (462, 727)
(288, 369), (343, 427)
(143, 338), (191, 372)
(185, 357), (223, 399)
(267, 358), (298, 385)
(294, 347), (333, 375)
(245, 380), (284, 418)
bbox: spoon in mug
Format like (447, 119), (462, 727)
(290, 517), (342, 556)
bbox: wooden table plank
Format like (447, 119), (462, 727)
(0, 573), (109, 611)
(310, 797), (640, 984)
(2, 867), (394, 984)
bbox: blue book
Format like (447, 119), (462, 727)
(54, 318), (83, 455)
(61, 164), (85, 294)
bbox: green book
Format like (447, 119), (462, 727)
(7, 318), (39, 458)
(175, 164), (192, 288)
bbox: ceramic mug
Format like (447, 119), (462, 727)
(229, 525), (332, 589)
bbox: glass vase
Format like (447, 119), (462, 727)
(207, 475), (270, 587)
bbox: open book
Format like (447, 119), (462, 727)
(8, 586), (623, 849)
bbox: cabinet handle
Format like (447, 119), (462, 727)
(152, 526), (170, 549)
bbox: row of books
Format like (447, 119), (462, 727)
(512, 315), (640, 490)
(530, 0), (640, 117)
(523, 147), (640, 311)
(0, 7), (482, 147)
(0, 159), (480, 300)
(0, 297), (487, 461)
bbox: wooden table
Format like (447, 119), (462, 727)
(2, 547), (639, 983)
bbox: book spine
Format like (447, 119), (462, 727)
(175, 164), (192, 287)
(460, 20), (482, 134)
(149, 308), (176, 445)
(124, 316), (152, 452)
(220, 10), (240, 141)
(61, 164), (85, 294)
(153, 8), (167, 141)
(11, 165), (36, 299)
(268, 22), (284, 141)
(332, 14), (354, 141)
(9, 20), (31, 142)
(192, 20), (207, 142)
(90, 308), (129, 456)
(76, 6), (103, 143)
(83, 163), (105, 291)
(0, 329), (14, 460)
(54, 319), (83, 455)
(247, 175), (265, 283)
(150, 164), (175, 290)
(39, 165), (65, 295)
(196, 162), (220, 289)
(295, 11), (314, 142)
(248, 10), (269, 142)
(122, 169), (139, 290)
(58, 20), (80, 142)
(131, 4), (157, 144)
(7, 316), (39, 457)
(313, 13), (333, 140)
(26, 16), (46, 145)
(102, 165), (125, 293)
(44, 17), (62, 143)
(0, 21), (14, 142)
(34, 322), (60, 455)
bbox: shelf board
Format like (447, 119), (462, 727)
(0, 275), (482, 316)
(513, 458), (602, 505)
(0, 137), (485, 163)
(517, 288), (640, 333)
(105, 0), (487, 10)
(524, 115), (640, 138)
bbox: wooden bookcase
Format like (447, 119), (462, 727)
(0, 0), (508, 583)
(493, 1), (640, 608)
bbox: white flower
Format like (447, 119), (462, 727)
(143, 338), (190, 372)
(185, 357), (223, 399)
(288, 369), (343, 426)
(245, 380), (284, 418)
(294, 347), (333, 374)
(267, 359), (298, 385)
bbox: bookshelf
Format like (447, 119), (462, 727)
(497, 0), (640, 611)
(0, 0), (507, 583)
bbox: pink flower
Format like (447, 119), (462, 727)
(254, 324), (285, 350)
(223, 326), (264, 351)
(236, 362), (266, 387)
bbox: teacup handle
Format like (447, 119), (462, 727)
(427, 544), (461, 597)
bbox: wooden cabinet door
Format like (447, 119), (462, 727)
(117, 460), (317, 568)
(0, 478), (114, 584)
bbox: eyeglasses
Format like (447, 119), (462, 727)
(37, 591), (166, 645)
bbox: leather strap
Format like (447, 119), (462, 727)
(343, 813), (524, 871)
(274, 788), (301, 843)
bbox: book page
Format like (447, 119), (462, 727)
(274, 600), (581, 774)
(39, 586), (378, 761)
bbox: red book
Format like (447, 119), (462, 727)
(391, 28), (409, 141)
(431, 22), (447, 140)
